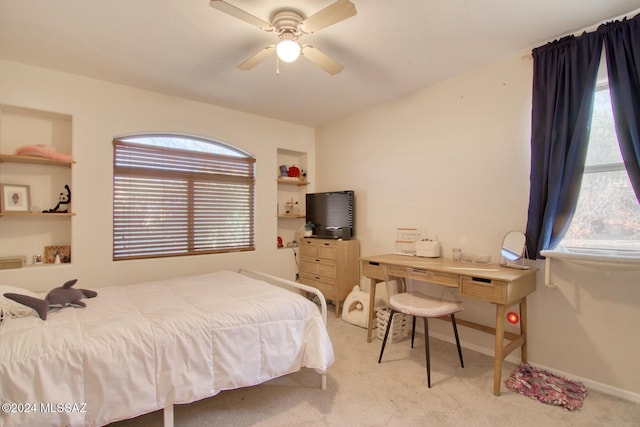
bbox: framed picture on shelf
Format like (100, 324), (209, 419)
(44, 245), (71, 264)
(0, 184), (31, 212)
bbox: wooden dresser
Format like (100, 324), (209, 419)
(299, 238), (360, 316)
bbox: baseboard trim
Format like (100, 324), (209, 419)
(428, 330), (640, 404)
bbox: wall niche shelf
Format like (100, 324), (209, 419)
(0, 104), (73, 265)
(277, 148), (309, 248)
(0, 212), (75, 218)
(0, 153), (74, 167)
(0, 154), (75, 217)
(276, 178), (309, 186)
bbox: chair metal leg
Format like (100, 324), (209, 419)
(424, 317), (431, 388)
(451, 314), (464, 368)
(411, 315), (417, 348)
(378, 309), (396, 363)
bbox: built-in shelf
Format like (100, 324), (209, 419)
(0, 153), (74, 167)
(277, 149), (309, 249)
(0, 212), (75, 217)
(0, 155), (75, 217)
(276, 178), (309, 186)
(0, 104), (73, 264)
(13, 263), (73, 270)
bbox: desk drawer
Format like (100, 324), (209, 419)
(387, 265), (459, 288)
(459, 277), (507, 303)
(362, 261), (385, 281)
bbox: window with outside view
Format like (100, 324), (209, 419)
(558, 85), (640, 254)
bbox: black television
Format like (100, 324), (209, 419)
(305, 190), (354, 239)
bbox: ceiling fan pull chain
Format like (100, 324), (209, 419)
(276, 54), (280, 75)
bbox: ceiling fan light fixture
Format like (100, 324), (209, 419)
(276, 39), (301, 63)
(210, 1), (357, 73)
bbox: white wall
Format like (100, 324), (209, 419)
(2, 53), (639, 400)
(0, 59), (313, 289)
(315, 55), (640, 399)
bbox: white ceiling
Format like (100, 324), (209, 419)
(1, 1), (638, 127)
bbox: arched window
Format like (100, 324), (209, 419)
(112, 134), (255, 260)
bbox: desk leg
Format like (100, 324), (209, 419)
(367, 278), (378, 343)
(493, 304), (506, 396)
(520, 298), (528, 362)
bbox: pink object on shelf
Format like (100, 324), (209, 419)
(14, 145), (73, 163)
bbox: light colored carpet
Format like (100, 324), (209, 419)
(109, 311), (640, 427)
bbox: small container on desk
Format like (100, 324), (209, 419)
(394, 228), (420, 256)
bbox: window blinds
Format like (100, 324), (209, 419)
(113, 140), (255, 260)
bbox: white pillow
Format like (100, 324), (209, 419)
(0, 285), (41, 318)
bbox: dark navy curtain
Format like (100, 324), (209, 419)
(600, 13), (640, 202)
(525, 32), (603, 259)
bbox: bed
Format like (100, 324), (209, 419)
(0, 269), (334, 427)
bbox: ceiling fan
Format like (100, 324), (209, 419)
(209, 0), (357, 75)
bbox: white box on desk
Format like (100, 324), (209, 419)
(416, 241), (441, 258)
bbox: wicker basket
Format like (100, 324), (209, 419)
(376, 306), (411, 343)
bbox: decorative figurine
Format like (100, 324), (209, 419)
(43, 184), (71, 213)
(287, 165), (300, 178)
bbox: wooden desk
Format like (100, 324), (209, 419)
(361, 254), (538, 396)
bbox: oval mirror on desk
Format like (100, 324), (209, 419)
(500, 231), (529, 270)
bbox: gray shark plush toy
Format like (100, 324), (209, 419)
(3, 279), (97, 320)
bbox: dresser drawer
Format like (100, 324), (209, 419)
(300, 274), (336, 299)
(459, 277), (507, 304)
(300, 257), (336, 278)
(300, 238), (359, 312)
(387, 265), (459, 288)
(301, 239), (337, 260)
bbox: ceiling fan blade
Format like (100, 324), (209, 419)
(237, 45), (276, 70)
(301, 45), (344, 75)
(209, 0), (274, 31)
(299, 0), (357, 34)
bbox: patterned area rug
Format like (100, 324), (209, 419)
(505, 363), (588, 411)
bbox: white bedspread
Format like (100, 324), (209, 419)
(0, 271), (334, 427)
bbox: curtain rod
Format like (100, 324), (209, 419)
(521, 7), (640, 59)
(556, 7), (639, 39)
